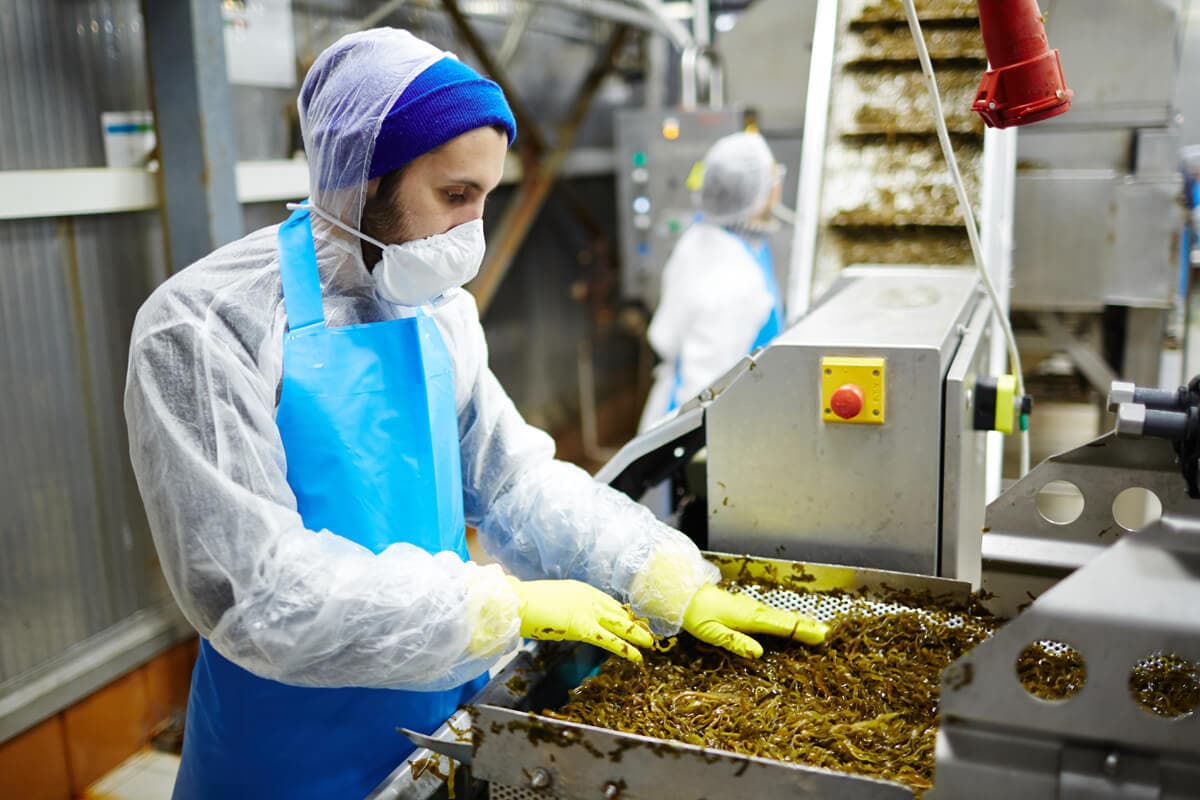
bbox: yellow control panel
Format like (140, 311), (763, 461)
(821, 357), (886, 425)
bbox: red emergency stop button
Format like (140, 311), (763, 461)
(830, 384), (864, 420)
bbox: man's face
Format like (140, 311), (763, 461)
(361, 126), (508, 252)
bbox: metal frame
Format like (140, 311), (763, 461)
(941, 298), (994, 587)
(376, 554), (971, 800)
(442, 0), (633, 314)
(1032, 312), (1119, 395)
(981, 431), (1196, 616)
(937, 516), (1200, 799)
(142, 0), (243, 273)
(472, 704), (910, 800)
(786, 0), (838, 321)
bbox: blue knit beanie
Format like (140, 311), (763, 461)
(369, 57), (518, 180)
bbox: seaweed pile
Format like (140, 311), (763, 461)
(549, 590), (999, 795)
(1129, 654), (1200, 718)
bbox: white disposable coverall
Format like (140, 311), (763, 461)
(124, 28), (717, 693)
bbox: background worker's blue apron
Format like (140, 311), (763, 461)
(174, 207), (485, 799)
(664, 235), (783, 413)
(742, 237), (783, 352)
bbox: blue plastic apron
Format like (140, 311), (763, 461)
(743, 236), (783, 351)
(664, 235), (782, 413)
(174, 207), (485, 799)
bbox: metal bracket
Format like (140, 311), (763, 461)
(944, 517), (1200, 767)
(1031, 312), (1118, 395)
(981, 431), (1195, 615)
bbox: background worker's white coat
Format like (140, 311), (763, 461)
(639, 224), (776, 431)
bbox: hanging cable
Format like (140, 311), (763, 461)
(900, 0), (1031, 476)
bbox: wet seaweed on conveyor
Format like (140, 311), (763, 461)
(548, 589), (1000, 796)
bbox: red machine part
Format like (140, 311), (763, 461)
(972, 0), (1072, 128)
(830, 384), (865, 420)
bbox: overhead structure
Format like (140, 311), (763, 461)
(1008, 0), (1185, 395)
(787, 0), (1013, 319)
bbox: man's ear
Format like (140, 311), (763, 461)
(366, 176), (382, 201)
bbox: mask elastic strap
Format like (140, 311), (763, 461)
(286, 201), (390, 251)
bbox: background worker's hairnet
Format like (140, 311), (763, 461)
(125, 27), (717, 693)
(696, 131), (778, 226)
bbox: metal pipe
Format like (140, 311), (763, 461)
(680, 44), (723, 109)
(630, 0), (695, 50)
(692, 0), (710, 46)
(786, 0), (839, 321)
(545, 0), (680, 40)
(496, 0), (539, 68)
(441, 0), (548, 154)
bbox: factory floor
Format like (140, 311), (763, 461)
(82, 751), (180, 800)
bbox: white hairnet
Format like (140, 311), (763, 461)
(300, 28), (446, 229)
(696, 131), (778, 226)
(125, 27), (717, 692)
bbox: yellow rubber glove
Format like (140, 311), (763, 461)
(683, 584), (829, 659)
(509, 577), (655, 664)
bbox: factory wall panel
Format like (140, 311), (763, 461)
(0, 715), (71, 800)
(0, 0), (168, 713)
(0, 216), (110, 683)
(0, 0), (149, 170)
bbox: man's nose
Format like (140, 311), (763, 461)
(447, 203), (485, 232)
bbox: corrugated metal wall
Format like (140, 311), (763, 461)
(0, 0), (638, 726)
(0, 0), (167, 688)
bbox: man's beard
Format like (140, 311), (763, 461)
(358, 168), (411, 271)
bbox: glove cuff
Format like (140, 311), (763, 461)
(627, 533), (720, 635)
(465, 564), (522, 658)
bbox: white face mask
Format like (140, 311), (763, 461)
(294, 202), (486, 307)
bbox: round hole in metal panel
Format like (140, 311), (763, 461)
(1016, 640), (1087, 701)
(1035, 481), (1085, 525)
(1129, 653), (1200, 719)
(1112, 487), (1163, 532)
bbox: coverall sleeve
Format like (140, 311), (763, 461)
(124, 312), (519, 691)
(454, 299), (720, 635)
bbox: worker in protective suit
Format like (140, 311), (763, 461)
(639, 131), (787, 431)
(124, 29), (825, 799)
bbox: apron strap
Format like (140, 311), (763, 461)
(278, 207), (326, 330)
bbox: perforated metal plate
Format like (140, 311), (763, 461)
(734, 583), (971, 628)
(489, 784), (547, 800)
(478, 556), (974, 800)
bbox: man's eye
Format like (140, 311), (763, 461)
(447, 190), (467, 204)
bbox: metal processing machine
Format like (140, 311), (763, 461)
(364, 316), (1200, 800)
(606, 264), (1001, 587)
